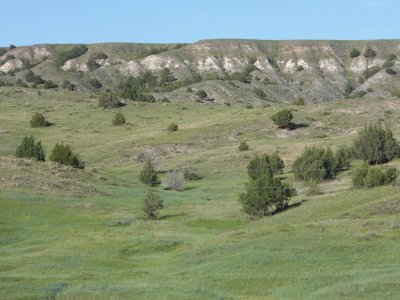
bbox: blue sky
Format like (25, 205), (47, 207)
(1, 0), (399, 46)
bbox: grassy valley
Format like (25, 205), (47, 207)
(1, 85), (400, 298)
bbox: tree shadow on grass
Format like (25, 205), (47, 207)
(288, 122), (309, 130)
(159, 213), (187, 220)
(272, 199), (306, 215)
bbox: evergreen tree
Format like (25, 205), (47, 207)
(143, 188), (163, 219)
(139, 159), (160, 187)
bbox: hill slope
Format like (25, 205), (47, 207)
(1, 40), (400, 104)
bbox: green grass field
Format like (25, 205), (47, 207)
(1, 87), (400, 299)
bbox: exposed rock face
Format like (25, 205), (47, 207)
(1, 40), (399, 103)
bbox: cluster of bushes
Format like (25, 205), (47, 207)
(363, 47), (377, 58)
(118, 73), (156, 102)
(43, 80), (58, 89)
(15, 136), (84, 168)
(292, 146), (350, 182)
(49, 143), (85, 169)
(159, 68), (176, 85)
(227, 64), (257, 83)
(15, 136), (45, 161)
(239, 153), (296, 217)
(352, 163), (397, 188)
(23, 70), (45, 86)
(54, 45), (88, 66)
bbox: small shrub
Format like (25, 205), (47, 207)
(16, 79), (28, 88)
(271, 109), (293, 129)
(89, 78), (102, 89)
(253, 88), (266, 99)
(297, 65), (304, 72)
(15, 136), (45, 161)
(238, 141), (249, 151)
(306, 180), (322, 196)
(9, 44), (16, 50)
(24, 70), (35, 82)
(137, 150), (161, 169)
(382, 61), (395, 68)
(143, 188), (163, 219)
(224, 102), (231, 106)
(350, 48), (361, 58)
(386, 68), (397, 75)
(98, 93), (121, 108)
(62, 80), (76, 91)
(32, 75), (44, 85)
(363, 47), (377, 58)
(352, 163), (397, 188)
(139, 159), (160, 187)
(112, 112), (125, 126)
(161, 97), (170, 103)
(87, 53), (108, 71)
(196, 89), (207, 99)
(30, 112), (48, 127)
(293, 97), (305, 106)
(49, 143), (84, 169)
(388, 53), (397, 61)
(352, 123), (400, 164)
(186, 87), (193, 92)
(245, 104), (254, 109)
(167, 123), (178, 132)
(183, 166), (202, 180)
(165, 170), (184, 191)
(43, 80), (57, 89)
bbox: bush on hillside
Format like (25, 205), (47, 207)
(386, 68), (397, 75)
(43, 80), (58, 89)
(98, 93), (122, 108)
(89, 78), (102, 89)
(62, 80), (76, 91)
(143, 188), (163, 219)
(292, 146), (350, 182)
(30, 112), (48, 127)
(352, 163), (397, 188)
(87, 53), (108, 71)
(247, 153), (285, 180)
(271, 109), (293, 129)
(139, 159), (160, 187)
(32, 75), (45, 85)
(15, 136), (45, 161)
(363, 47), (377, 58)
(167, 123), (178, 132)
(24, 70), (35, 82)
(16, 79), (28, 88)
(112, 112), (126, 126)
(54, 45), (88, 66)
(49, 143), (84, 169)
(253, 88), (266, 99)
(159, 68), (176, 85)
(238, 141), (249, 151)
(352, 124), (400, 164)
(350, 48), (361, 58)
(183, 166), (202, 181)
(293, 97), (305, 106)
(165, 170), (184, 191)
(196, 89), (207, 99)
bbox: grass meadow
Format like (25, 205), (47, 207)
(0, 87), (400, 299)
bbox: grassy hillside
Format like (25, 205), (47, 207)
(1, 87), (400, 299)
